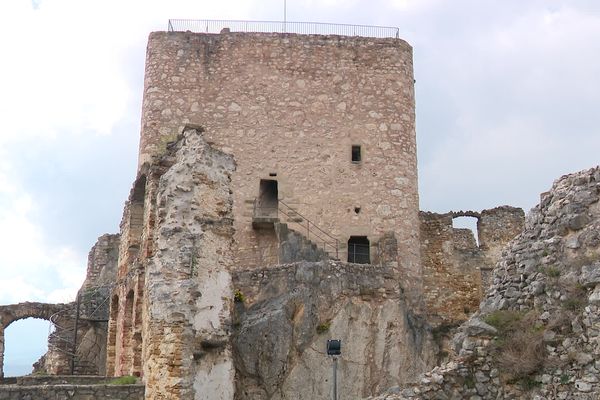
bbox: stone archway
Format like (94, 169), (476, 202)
(0, 302), (70, 378)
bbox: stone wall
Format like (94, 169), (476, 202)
(139, 128), (237, 400)
(420, 206), (524, 326)
(26, 234), (120, 376)
(0, 302), (69, 377)
(138, 31), (423, 309)
(370, 165), (600, 400)
(0, 384), (144, 400)
(233, 260), (435, 400)
(81, 234), (120, 289)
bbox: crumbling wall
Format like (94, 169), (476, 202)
(81, 234), (120, 289)
(477, 206), (525, 287)
(370, 166), (600, 400)
(141, 127), (237, 400)
(0, 302), (69, 377)
(107, 172), (153, 377)
(30, 234), (120, 377)
(232, 260), (435, 400)
(420, 207), (524, 326)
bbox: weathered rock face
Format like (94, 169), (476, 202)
(141, 128), (237, 400)
(370, 165), (600, 400)
(81, 234), (120, 289)
(233, 260), (435, 400)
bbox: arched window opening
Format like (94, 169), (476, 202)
(4, 318), (50, 376)
(348, 236), (370, 264)
(107, 295), (119, 376)
(452, 216), (479, 248)
(120, 291), (135, 375)
(129, 175), (147, 249)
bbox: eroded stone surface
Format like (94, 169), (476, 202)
(233, 261), (435, 400)
(369, 165), (600, 400)
(141, 128), (236, 400)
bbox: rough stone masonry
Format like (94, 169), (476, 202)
(0, 28), (532, 400)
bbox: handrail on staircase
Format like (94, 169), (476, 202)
(47, 284), (114, 375)
(254, 199), (339, 259)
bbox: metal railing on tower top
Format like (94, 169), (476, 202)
(167, 19), (400, 39)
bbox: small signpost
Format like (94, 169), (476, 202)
(327, 339), (341, 400)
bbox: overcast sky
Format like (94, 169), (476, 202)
(1, 0), (599, 375)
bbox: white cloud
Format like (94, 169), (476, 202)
(0, 164), (84, 304)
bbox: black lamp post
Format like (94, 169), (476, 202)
(327, 339), (341, 400)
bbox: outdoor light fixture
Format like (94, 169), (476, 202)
(327, 339), (341, 356)
(327, 339), (341, 400)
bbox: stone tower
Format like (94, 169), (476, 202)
(108, 28), (427, 399)
(139, 31), (421, 292)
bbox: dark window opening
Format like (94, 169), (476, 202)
(351, 145), (361, 162)
(354, 207), (361, 214)
(257, 179), (278, 217)
(269, 172), (277, 177)
(348, 236), (370, 264)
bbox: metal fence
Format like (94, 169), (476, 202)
(167, 19), (400, 39)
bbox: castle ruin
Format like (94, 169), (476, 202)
(0, 23), (528, 400)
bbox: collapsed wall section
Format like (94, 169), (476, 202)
(420, 207), (524, 326)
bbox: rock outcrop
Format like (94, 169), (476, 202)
(371, 166), (600, 399)
(233, 260), (435, 400)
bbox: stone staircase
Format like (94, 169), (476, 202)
(274, 222), (332, 263)
(252, 198), (339, 263)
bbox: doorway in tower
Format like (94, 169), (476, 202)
(257, 179), (278, 218)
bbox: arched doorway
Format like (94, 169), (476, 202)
(0, 302), (67, 378)
(3, 318), (50, 376)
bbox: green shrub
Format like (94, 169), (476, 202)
(561, 282), (587, 312)
(484, 310), (546, 381)
(544, 266), (561, 278)
(516, 375), (541, 391)
(563, 298), (585, 311)
(464, 374), (476, 389)
(483, 310), (524, 334)
(316, 321), (331, 334)
(109, 376), (137, 385)
(234, 289), (245, 303)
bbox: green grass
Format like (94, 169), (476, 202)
(109, 376), (137, 385)
(464, 374), (476, 389)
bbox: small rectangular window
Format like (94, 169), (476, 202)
(351, 145), (361, 162)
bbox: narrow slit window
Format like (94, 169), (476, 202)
(351, 145), (361, 162)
